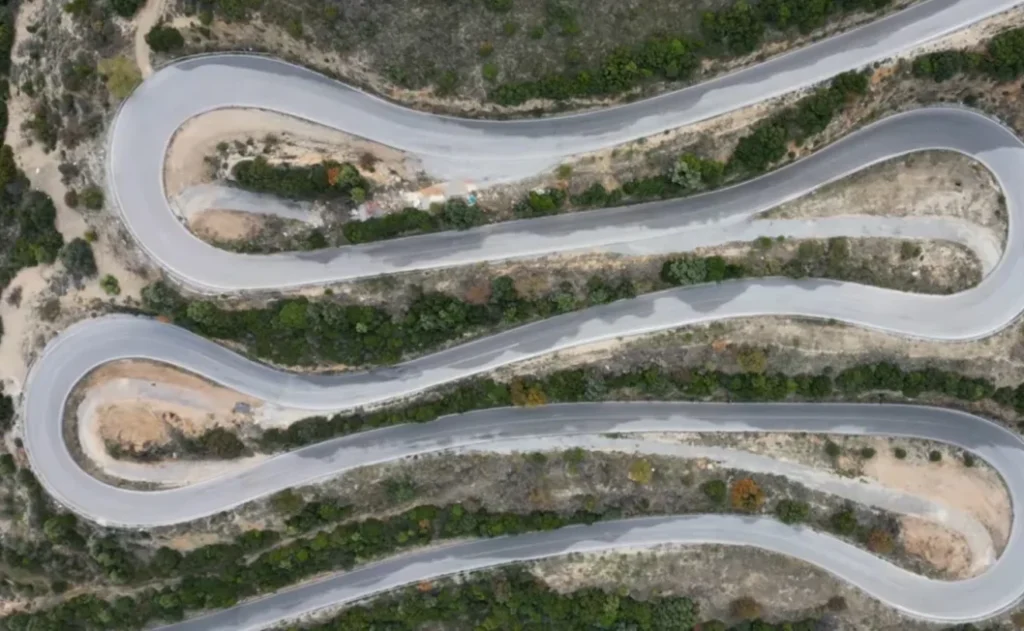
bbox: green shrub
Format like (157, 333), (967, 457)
(824, 440), (841, 458)
(829, 508), (858, 536)
(233, 158), (367, 201)
(81, 186), (104, 210)
(929, 450), (942, 462)
(110, 0), (145, 17)
(482, 62), (499, 82)
(774, 499), (810, 524)
(859, 446), (876, 459)
(99, 274), (120, 296)
(701, 479), (727, 504)
(893, 447), (907, 459)
(60, 238), (97, 281)
(146, 24), (185, 53)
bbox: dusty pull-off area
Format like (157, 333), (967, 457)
(764, 151), (1006, 249)
(74, 360), (272, 485)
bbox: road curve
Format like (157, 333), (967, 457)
(111, 0), (1020, 293)
(18, 0), (1024, 627)
(137, 403), (1024, 629)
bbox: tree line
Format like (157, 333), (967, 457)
(232, 157), (368, 202)
(488, 0), (891, 105)
(0, 2), (67, 342)
(253, 359), (1010, 454)
(136, 231), (932, 394)
(913, 27), (1024, 83)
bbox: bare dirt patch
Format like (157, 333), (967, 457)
(76, 359), (262, 454)
(899, 516), (973, 579)
(530, 545), (932, 630)
(764, 151), (1006, 247)
(864, 443), (1011, 552)
(189, 209), (264, 242)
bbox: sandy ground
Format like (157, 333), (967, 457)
(0, 0), (154, 392)
(189, 209), (265, 242)
(764, 151), (1005, 248)
(863, 445), (1011, 552)
(134, 0), (167, 78)
(73, 360), (273, 484)
(899, 516), (973, 579)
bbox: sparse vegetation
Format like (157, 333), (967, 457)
(138, 235), (953, 372)
(97, 56), (142, 100)
(80, 186), (104, 210)
(99, 274), (120, 296)
(628, 458), (654, 485)
(167, 0), (897, 113)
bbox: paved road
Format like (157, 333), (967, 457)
(20, 0), (1024, 627)
(110, 0), (1019, 293)
(136, 403), (1023, 629)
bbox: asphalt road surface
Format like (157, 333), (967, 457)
(19, 0), (1024, 628)
(109, 0), (1019, 293)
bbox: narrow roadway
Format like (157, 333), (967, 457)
(18, 0), (1024, 628)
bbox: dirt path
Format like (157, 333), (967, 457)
(134, 0), (167, 78)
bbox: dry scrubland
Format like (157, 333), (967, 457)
(0, 0), (1022, 629)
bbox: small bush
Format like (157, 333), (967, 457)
(60, 238), (97, 281)
(826, 595), (848, 612)
(97, 56), (141, 100)
(146, 24), (185, 53)
(929, 450), (943, 462)
(63, 189), (79, 208)
(774, 499), (810, 524)
(110, 0), (144, 17)
(81, 186), (104, 210)
(628, 458), (653, 485)
(829, 508), (858, 536)
(100, 274), (120, 296)
(482, 62), (499, 82)
(859, 446), (876, 459)
(963, 452), (976, 467)
(701, 479), (727, 504)
(893, 447), (908, 459)
(825, 440), (841, 457)
(384, 477), (418, 504)
(269, 489), (304, 514)
(729, 478), (764, 512)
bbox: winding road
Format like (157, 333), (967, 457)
(16, 0), (1024, 628)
